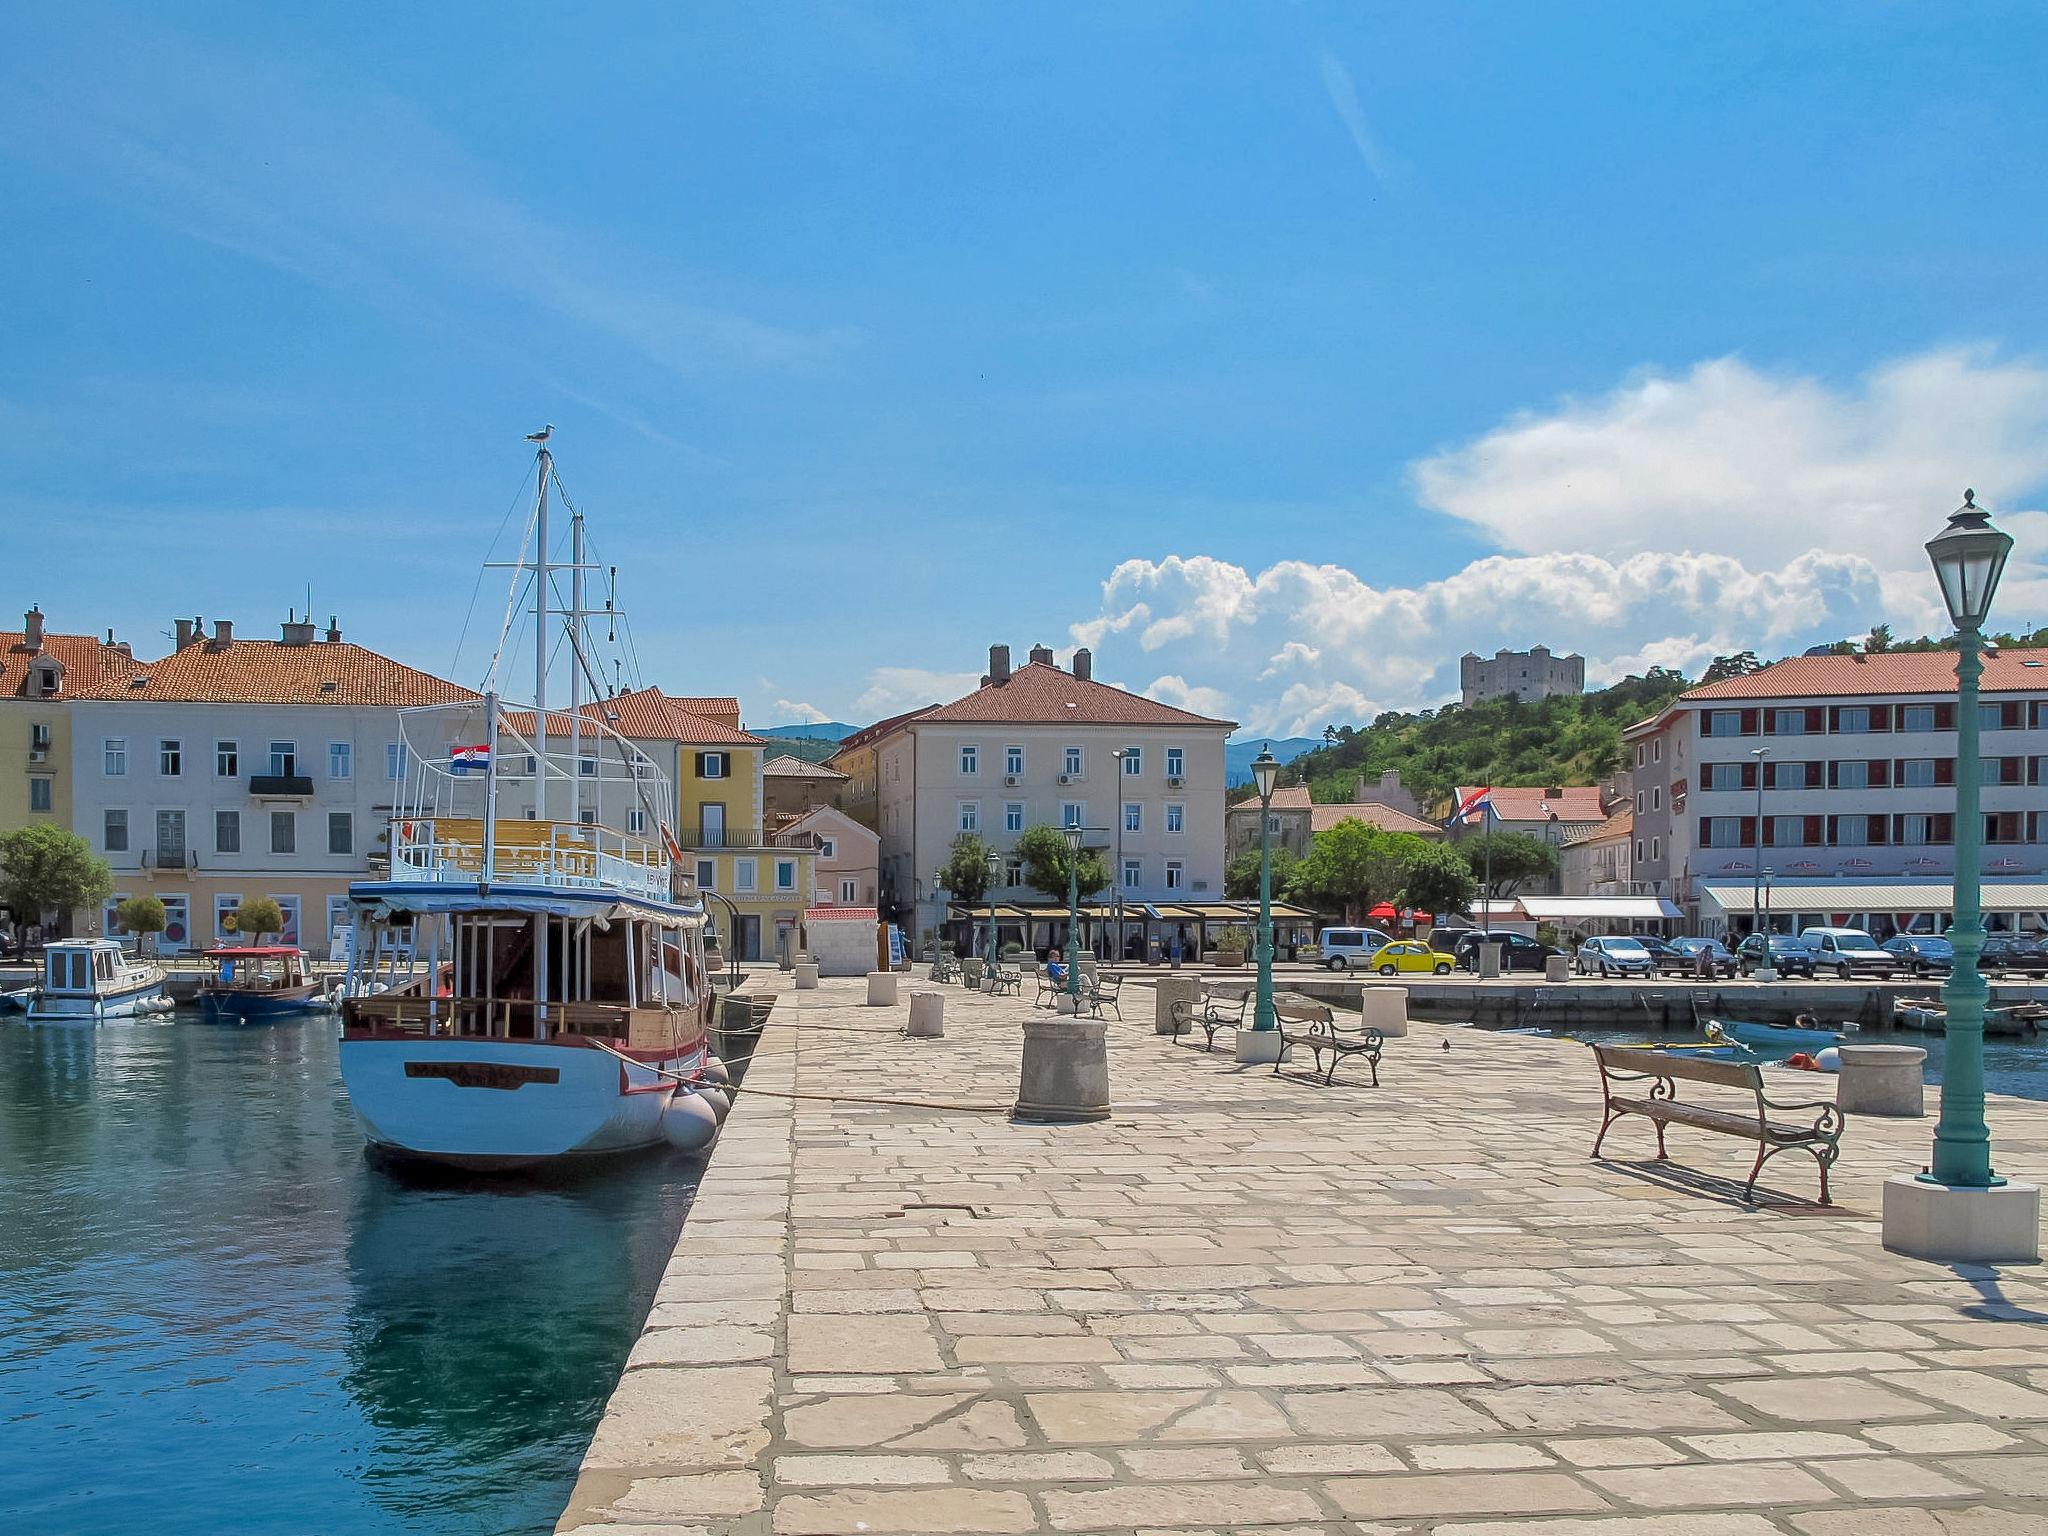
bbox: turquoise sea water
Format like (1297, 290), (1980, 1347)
(0, 1013), (700, 1536)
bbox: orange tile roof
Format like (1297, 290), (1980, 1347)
(1453, 785), (1609, 824)
(830, 704), (940, 758)
(1683, 647), (2048, 701)
(2, 627), (138, 700)
(1267, 785), (1314, 811)
(76, 638), (474, 707)
(764, 754), (847, 780)
(666, 696), (741, 728)
(581, 686), (767, 746)
(1564, 806), (1633, 847)
(919, 661), (1235, 728)
(1309, 802), (1443, 838)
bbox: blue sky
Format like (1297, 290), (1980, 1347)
(5, 2), (2047, 734)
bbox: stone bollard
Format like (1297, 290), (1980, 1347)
(963, 957), (985, 988)
(1015, 1016), (1111, 1122)
(1837, 1043), (1928, 1117)
(1544, 955), (1569, 984)
(866, 971), (900, 1007)
(794, 960), (819, 990)
(1361, 985), (1409, 1039)
(907, 992), (945, 1037)
(1155, 974), (1202, 1036)
(1477, 943), (1502, 980)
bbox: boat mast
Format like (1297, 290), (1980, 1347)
(533, 443), (552, 821)
(482, 691), (500, 888)
(569, 501), (585, 825)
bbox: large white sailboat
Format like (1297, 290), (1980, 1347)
(336, 433), (724, 1170)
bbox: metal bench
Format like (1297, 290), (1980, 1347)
(987, 964), (1021, 997)
(1591, 1044), (1845, 1204)
(1274, 998), (1383, 1086)
(931, 952), (959, 983)
(1168, 988), (1248, 1051)
(1080, 972), (1124, 1020)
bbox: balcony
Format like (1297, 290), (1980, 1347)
(682, 827), (822, 851)
(143, 849), (195, 874)
(249, 774), (315, 798)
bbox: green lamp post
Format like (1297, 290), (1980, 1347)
(984, 849), (1002, 988)
(1062, 821), (1084, 1003)
(1923, 490), (2014, 1191)
(1236, 745), (1285, 1062)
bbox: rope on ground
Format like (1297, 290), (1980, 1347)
(722, 1082), (1013, 1114)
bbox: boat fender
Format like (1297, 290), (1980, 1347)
(700, 1058), (730, 1086)
(1786, 1051), (1820, 1071)
(660, 1093), (720, 1152)
(1814, 1046), (1841, 1074)
(694, 1086), (732, 1121)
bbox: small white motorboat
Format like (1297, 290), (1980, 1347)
(25, 939), (170, 1023)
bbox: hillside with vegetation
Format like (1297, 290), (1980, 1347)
(1251, 667), (1692, 815)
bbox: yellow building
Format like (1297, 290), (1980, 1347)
(1, 609), (134, 932)
(587, 688), (816, 962)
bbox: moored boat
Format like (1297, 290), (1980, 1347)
(24, 939), (169, 1023)
(1894, 997), (2048, 1036)
(198, 945), (330, 1021)
(1709, 1016), (1850, 1052)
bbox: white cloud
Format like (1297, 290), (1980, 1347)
(772, 698), (831, 725)
(852, 667), (980, 719)
(1317, 50), (1399, 184)
(1142, 675), (1233, 718)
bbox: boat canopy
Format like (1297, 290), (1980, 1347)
(348, 879), (705, 927)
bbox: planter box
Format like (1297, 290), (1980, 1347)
(1213, 949), (1245, 968)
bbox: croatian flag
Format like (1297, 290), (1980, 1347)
(1445, 787), (1493, 829)
(450, 743), (491, 776)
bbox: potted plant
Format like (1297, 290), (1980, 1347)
(1212, 924), (1252, 967)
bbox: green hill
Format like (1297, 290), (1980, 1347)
(1254, 668), (1691, 814)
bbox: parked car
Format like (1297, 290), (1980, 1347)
(1798, 926), (1900, 980)
(1367, 940), (1457, 976)
(1735, 933), (1817, 978)
(1979, 934), (2048, 975)
(1451, 930), (1559, 973)
(1660, 937), (1740, 978)
(1882, 934), (1954, 978)
(1574, 935), (1656, 977)
(1318, 927), (1395, 970)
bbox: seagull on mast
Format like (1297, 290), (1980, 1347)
(527, 424), (553, 444)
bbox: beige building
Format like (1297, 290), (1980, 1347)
(1558, 806), (1634, 896)
(780, 805), (879, 909)
(1225, 783), (1442, 861)
(763, 754), (849, 826)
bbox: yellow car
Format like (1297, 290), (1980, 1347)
(1368, 940), (1456, 976)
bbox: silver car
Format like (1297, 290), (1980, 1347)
(1574, 935), (1656, 977)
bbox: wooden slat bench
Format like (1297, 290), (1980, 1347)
(1168, 988), (1247, 1051)
(1274, 997), (1383, 1086)
(1591, 1044), (1845, 1204)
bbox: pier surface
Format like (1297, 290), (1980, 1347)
(560, 974), (2048, 1535)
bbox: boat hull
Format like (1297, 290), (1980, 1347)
(200, 986), (327, 1022)
(340, 1036), (703, 1169)
(1716, 1018), (1845, 1052)
(26, 975), (168, 1024)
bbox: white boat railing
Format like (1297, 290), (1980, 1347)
(389, 819), (671, 903)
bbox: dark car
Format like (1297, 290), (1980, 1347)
(1978, 935), (2048, 976)
(1660, 937), (1740, 978)
(1882, 934), (1953, 978)
(1452, 929), (1558, 973)
(1735, 932), (1816, 978)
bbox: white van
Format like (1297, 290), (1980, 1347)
(1318, 926), (1394, 970)
(1797, 926), (1899, 980)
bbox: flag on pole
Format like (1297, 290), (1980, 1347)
(450, 743), (491, 775)
(1445, 787), (1493, 829)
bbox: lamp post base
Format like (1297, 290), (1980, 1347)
(1235, 1029), (1285, 1065)
(1881, 1174), (2040, 1264)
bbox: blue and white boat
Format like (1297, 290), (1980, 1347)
(25, 939), (169, 1023)
(1709, 1017), (1850, 1052)
(198, 946), (331, 1021)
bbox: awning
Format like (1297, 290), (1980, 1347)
(1700, 879), (2048, 914)
(1511, 896), (1683, 921)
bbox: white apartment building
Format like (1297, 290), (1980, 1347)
(69, 617), (475, 956)
(1625, 648), (2048, 937)
(845, 644), (1234, 947)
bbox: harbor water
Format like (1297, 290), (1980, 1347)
(0, 1011), (700, 1536)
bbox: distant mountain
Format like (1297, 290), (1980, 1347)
(1225, 736), (1321, 787)
(755, 721), (859, 742)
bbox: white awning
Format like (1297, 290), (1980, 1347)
(1511, 896), (1682, 921)
(1699, 879), (2048, 914)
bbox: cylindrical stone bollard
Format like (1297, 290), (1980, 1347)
(1544, 954), (1569, 984)
(1155, 974), (1202, 1035)
(1477, 943), (1503, 979)
(866, 971), (900, 1007)
(907, 991), (945, 1037)
(1837, 1043), (1927, 1117)
(794, 960), (819, 990)
(1361, 985), (1409, 1039)
(1014, 1016), (1111, 1122)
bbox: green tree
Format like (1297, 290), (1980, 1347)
(1400, 840), (1476, 915)
(0, 825), (113, 932)
(1015, 824), (1107, 903)
(1283, 818), (1410, 922)
(1700, 651), (1762, 684)
(1459, 830), (1559, 899)
(114, 894), (168, 955)
(232, 896), (286, 945)
(1223, 845), (1299, 900)
(937, 832), (995, 903)
(1864, 623), (1894, 654)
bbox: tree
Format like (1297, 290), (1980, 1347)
(0, 825), (113, 933)
(1400, 840), (1476, 916)
(1458, 830), (1559, 899)
(232, 896), (286, 946)
(1700, 651), (1762, 684)
(114, 894), (168, 955)
(1864, 623), (1894, 654)
(1283, 819), (1410, 923)
(1223, 846), (1299, 900)
(937, 832), (995, 903)
(1014, 824), (1107, 904)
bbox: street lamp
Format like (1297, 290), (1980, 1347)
(985, 849), (1002, 987)
(1884, 489), (2036, 1262)
(1062, 821), (1085, 1003)
(1237, 745), (1284, 1064)
(1111, 748), (1127, 963)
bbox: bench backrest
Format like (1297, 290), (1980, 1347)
(1594, 1044), (1762, 1092)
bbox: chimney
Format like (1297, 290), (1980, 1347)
(1071, 647), (1092, 682)
(175, 618), (195, 650)
(280, 612), (317, 646)
(325, 615), (342, 644)
(23, 607), (44, 651)
(988, 644), (1011, 685)
(1028, 643), (1054, 667)
(209, 619), (235, 649)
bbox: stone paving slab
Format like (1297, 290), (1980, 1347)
(560, 974), (2048, 1534)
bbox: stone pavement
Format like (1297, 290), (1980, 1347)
(558, 973), (2048, 1536)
